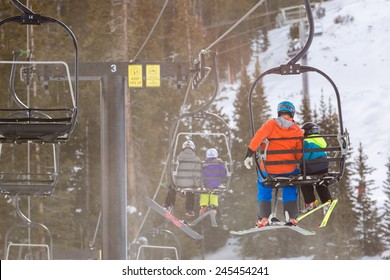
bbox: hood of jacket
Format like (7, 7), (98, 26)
(274, 117), (295, 129)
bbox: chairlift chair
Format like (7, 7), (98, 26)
(0, 61), (76, 143)
(129, 229), (181, 260)
(4, 198), (53, 260)
(255, 132), (349, 188)
(169, 112), (233, 195)
(0, 142), (59, 196)
(4, 222), (53, 260)
(287, 39), (303, 58)
(172, 132), (233, 194)
(248, 0), (350, 189)
(0, 4), (78, 143)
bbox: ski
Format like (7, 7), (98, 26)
(230, 225), (315, 236)
(145, 196), (203, 240)
(230, 220), (315, 236)
(296, 200), (332, 222)
(319, 199), (338, 228)
(189, 209), (218, 227)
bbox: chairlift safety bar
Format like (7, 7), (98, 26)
(6, 243), (51, 260)
(0, 60), (76, 107)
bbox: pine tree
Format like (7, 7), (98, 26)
(252, 57), (271, 125)
(382, 158), (390, 250)
(352, 142), (384, 256)
(230, 66), (257, 222)
(228, 65), (259, 258)
(306, 97), (360, 259)
(297, 89), (312, 124)
(315, 94), (338, 135)
(165, 0), (205, 61)
(318, 154), (361, 259)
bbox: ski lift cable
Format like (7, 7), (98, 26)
(203, 0), (266, 52)
(191, 1), (266, 91)
(202, 9), (278, 31)
(130, 0), (170, 62)
(10, 0), (33, 14)
(154, 11), (276, 45)
(217, 41), (253, 56)
(215, 21), (292, 56)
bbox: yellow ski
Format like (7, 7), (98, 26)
(297, 200), (332, 222)
(319, 199), (339, 228)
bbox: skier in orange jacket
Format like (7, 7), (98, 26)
(244, 101), (303, 227)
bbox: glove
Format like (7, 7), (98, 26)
(244, 156), (253, 169)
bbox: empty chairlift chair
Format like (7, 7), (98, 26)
(0, 7), (79, 143)
(0, 142), (59, 196)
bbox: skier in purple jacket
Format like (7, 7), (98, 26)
(199, 148), (228, 216)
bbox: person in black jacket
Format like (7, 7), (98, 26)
(300, 122), (333, 213)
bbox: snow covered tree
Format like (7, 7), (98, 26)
(352, 142), (384, 256)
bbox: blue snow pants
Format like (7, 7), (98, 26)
(257, 168), (299, 202)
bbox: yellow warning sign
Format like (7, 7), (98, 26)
(128, 65), (143, 88)
(146, 64), (161, 87)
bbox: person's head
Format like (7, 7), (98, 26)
(182, 140), (195, 150)
(277, 101), (295, 118)
(301, 122), (320, 136)
(206, 148), (218, 158)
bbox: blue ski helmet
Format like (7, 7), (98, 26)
(277, 101), (295, 118)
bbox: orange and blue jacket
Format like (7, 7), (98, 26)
(248, 117), (303, 174)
